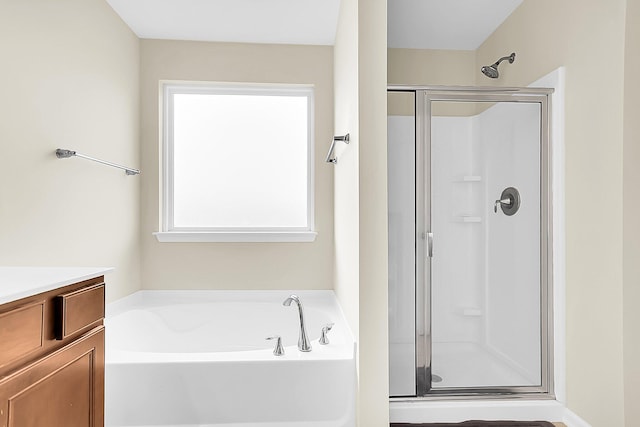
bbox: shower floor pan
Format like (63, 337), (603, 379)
(431, 342), (533, 389)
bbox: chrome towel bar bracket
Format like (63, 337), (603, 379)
(325, 134), (350, 164)
(56, 148), (140, 175)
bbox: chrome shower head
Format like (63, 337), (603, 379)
(481, 64), (499, 78)
(481, 52), (516, 79)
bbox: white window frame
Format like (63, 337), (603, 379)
(154, 81), (316, 243)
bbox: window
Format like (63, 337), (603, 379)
(155, 82), (315, 242)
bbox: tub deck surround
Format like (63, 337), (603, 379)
(0, 266), (114, 304)
(105, 290), (356, 427)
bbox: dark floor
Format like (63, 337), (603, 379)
(390, 422), (557, 427)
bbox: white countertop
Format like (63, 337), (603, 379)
(0, 267), (113, 305)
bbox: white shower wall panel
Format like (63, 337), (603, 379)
(478, 102), (541, 384)
(387, 115), (416, 396)
(388, 115), (416, 346)
(431, 116), (485, 344)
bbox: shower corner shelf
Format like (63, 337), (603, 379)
(454, 175), (482, 182)
(461, 308), (483, 317)
(454, 216), (482, 223)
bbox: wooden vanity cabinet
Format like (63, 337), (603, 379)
(0, 276), (105, 427)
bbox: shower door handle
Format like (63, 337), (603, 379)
(427, 232), (433, 258)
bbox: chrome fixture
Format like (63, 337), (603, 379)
(494, 186), (521, 216)
(494, 197), (512, 212)
(56, 148), (141, 175)
(266, 335), (285, 356)
(481, 52), (516, 79)
(325, 134), (350, 164)
(319, 323), (334, 345)
(282, 294), (312, 352)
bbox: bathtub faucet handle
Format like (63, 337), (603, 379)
(319, 323), (335, 345)
(266, 335), (285, 356)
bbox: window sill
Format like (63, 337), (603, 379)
(153, 231), (317, 243)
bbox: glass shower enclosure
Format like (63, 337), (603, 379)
(388, 87), (554, 398)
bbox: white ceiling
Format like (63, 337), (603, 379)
(105, 0), (342, 46)
(106, 0), (523, 49)
(388, 0), (524, 50)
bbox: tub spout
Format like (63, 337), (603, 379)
(283, 294), (312, 352)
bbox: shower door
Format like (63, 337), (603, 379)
(388, 87), (553, 398)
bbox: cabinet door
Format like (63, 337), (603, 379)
(0, 327), (104, 427)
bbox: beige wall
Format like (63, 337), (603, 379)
(387, 48), (476, 116)
(357, 1), (389, 425)
(139, 40), (334, 291)
(334, 0), (389, 425)
(388, 48), (476, 86)
(0, 0), (141, 302)
(623, 0), (640, 425)
(477, 1), (626, 425)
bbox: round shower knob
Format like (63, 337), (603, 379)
(496, 187), (521, 216)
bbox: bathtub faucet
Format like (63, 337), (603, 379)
(283, 294), (312, 352)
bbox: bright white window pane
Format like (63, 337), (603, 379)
(171, 90), (310, 229)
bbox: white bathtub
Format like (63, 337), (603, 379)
(104, 290), (356, 427)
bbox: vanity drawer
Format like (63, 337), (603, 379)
(0, 301), (45, 369)
(55, 283), (105, 340)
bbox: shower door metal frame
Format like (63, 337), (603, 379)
(389, 85), (555, 400)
